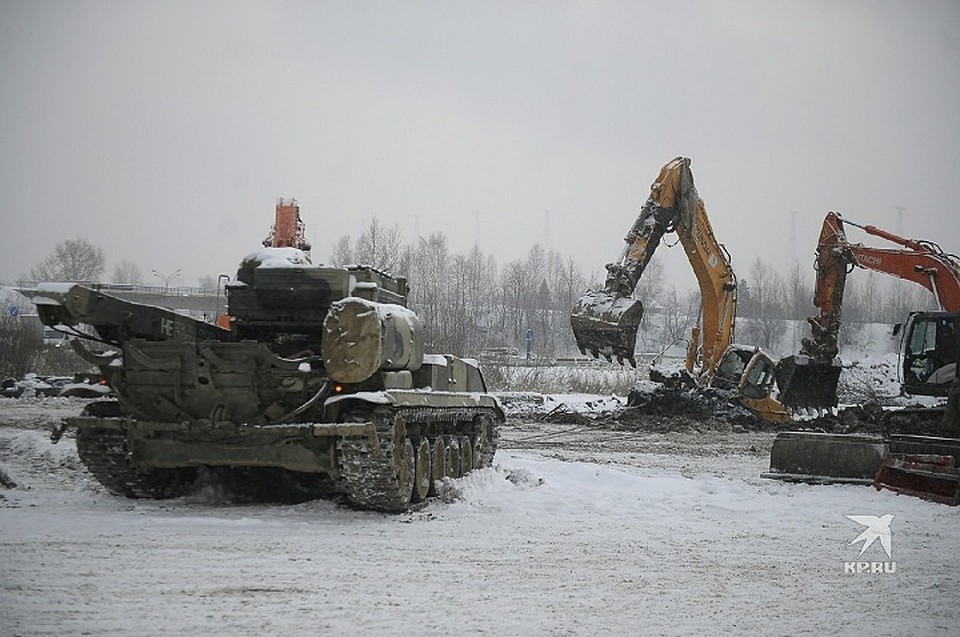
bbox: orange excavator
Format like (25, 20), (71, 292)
(777, 211), (960, 409)
(767, 212), (960, 503)
(570, 156), (789, 423)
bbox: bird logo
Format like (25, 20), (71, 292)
(846, 514), (894, 558)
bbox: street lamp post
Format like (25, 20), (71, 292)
(216, 273), (230, 321)
(151, 268), (181, 294)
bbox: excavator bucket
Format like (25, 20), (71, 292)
(570, 290), (644, 366)
(775, 355), (842, 410)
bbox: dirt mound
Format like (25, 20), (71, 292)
(796, 402), (951, 437)
(535, 383), (765, 432)
(790, 402), (886, 434)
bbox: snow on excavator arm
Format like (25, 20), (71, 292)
(570, 157), (737, 378)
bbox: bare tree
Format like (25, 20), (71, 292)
(499, 260), (526, 345)
(548, 252), (588, 355)
(739, 257), (787, 352)
(784, 261), (814, 352)
(408, 233), (450, 350)
(881, 277), (939, 324)
(329, 235), (353, 266)
(653, 286), (698, 360)
(784, 261), (813, 321)
(633, 255), (665, 306)
(0, 314), (42, 378)
(355, 218), (403, 272)
(28, 238), (105, 282)
(112, 259), (144, 285)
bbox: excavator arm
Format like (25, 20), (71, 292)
(569, 161), (676, 366)
(570, 157), (737, 378)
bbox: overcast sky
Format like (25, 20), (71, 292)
(2, 0), (958, 290)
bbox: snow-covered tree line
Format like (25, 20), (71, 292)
(332, 219), (944, 359)
(329, 220), (589, 358)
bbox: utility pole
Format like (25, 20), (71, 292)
(894, 206), (906, 235)
(788, 210), (798, 265)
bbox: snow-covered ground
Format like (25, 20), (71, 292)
(1, 395), (958, 636)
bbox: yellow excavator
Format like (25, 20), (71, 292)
(570, 156), (789, 424)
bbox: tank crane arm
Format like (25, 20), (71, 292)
(32, 283), (229, 346)
(263, 198), (312, 252)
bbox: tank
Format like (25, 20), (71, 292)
(34, 248), (502, 512)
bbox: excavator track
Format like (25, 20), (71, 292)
(336, 405), (501, 512)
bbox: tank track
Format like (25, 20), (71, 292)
(75, 426), (196, 499)
(72, 402), (501, 511)
(337, 404), (501, 512)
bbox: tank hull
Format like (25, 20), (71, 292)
(71, 391), (502, 512)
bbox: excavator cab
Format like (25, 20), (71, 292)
(901, 312), (960, 396)
(714, 345), (790, 422)
(738, 350), (778, 400)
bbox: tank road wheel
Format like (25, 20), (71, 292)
(446, 435), (462, 478)
(459, 436), (474, 474)
(397, 438), (416, 505)
(412, 438), (431, 503)
(429, 438), (445, 496)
